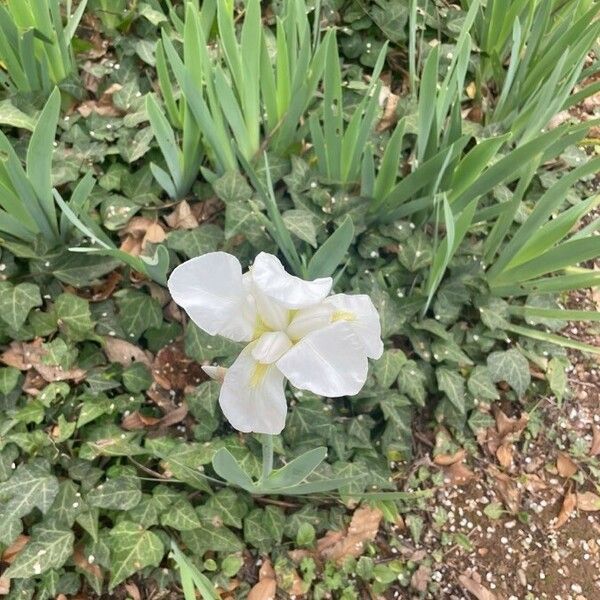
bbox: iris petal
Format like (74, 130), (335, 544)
(168, 252), (256, 342)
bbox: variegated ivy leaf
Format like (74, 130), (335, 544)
(160, 498), (201, 531)
(396, 361), (427, 406)
(467, 366), (500, 401)
(115, 290), (162, 340)
(54, 293), (95, 340)
(373, 349), (407, 388)
(108, 521), (164, 589)
(166, 224), (224, 259)
(0, 281), (42, 330)
(4, 524), (74, 578)
(436, 367), (466, 414)
(397, 231), (433, 272)
(487, 349), (531, 398)
(0, 459), (59, 544)
(86, 476), (142, 511)
(547, 357), (568, 402)
(282, 209), (318, 247)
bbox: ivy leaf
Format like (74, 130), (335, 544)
(115, 290), (162, 340)
(397, 232), (433, 271)
(167, 225), (224, 259)
(487, 349), (531, 397)
(213, 171), (253, 204)
(0, 366), (20, 394)
(0, 460), (59, 543)
(184, 323), (241, 362)
(108, 522), (164, 589)
(373, 349), (407, 388)
(467, 366), (500, 401)
(86, 477), (142, 511)
(181, 518), (244, 554)
(0, 282), (42, 330)
(396, 361), (427, 406)
(204, 489), (248, 529)
(282, 209), (318, 247)
(4, 525), (74, 578)
(160, 498), (202, 530)
(54, 293), (94, 340)
(436, 367), (466, 414)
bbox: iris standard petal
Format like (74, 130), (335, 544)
(168, 252), (256, 342)
(219, 344), (288, 434)
(286, 303), (334, 341)
(251, 252), (332, 309)
(251, 331), (293, 363)
(277, 321), (368, 397)
(324, 294), (383, 359)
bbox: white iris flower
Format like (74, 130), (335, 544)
(168, 252), (383, 435)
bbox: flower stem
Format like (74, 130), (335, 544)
(261, 434), (274, 483)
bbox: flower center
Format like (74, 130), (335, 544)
(250, 363), (270, 388)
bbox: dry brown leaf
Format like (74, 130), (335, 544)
(0, 578), (9, 595)
(152, 343), (205, 391)
(590, 424), (600, 456)
(495, 443), (513, 469)
(411, 564), (431, 593)
(124, 583), (142, 600)
(376, 88), (399, 132)
(0, 340), (86, 383)
(443, 460), (475, 486)
(121, 411), (161, 430)
(89, 271), (122, 302)
(165, 201), (199, 230)
(73, 547), (103, 583)
(159, 403), (188, 428)
(458, 574), (497, 600)
(248, 579), (276, 600)
(143, 223), (166, 248)
(577, 491), (600, 512)
(1, 535), (29, 564)
(103, 337), (152, 367)
(77, 83), (123, 117)
(318, 506), (383, 563)
(495, 408), (528, 438)
(523, 474), (548, 493)
(487, 466), (521, 514)
(554, 486), (577, 529)
(248, 559), (277, 600)
(433, 449), (466, 466)
(557, 452), (578, 478)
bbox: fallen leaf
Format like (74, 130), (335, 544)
(496, 443), (513, 469)
(103, 337), (152, 367)
(77, 83), (123, 117)
(90, 271), (122, 302)
(0, 340), (86, 383)
(158, 403), (188, 428)
(411, 564), (431, 593)
(121, 411), (161, 430)
(119, 217), (165, 257)
(590, 424), (600, 456)
(248, 559), (277, 600)
(165, 201), (199, 230)
(318, 506), (382, 563)
(73, 547), (103, 583)
(577, 491), (600, 512)
(124, 583), (142, 600)
(152, 343), (205, 391)
(458, 574), (496, 600)
(143, 223), (166, 247)
(0, 578), (9, 595)
(376, 86), (399, 132)
(247, 579), (276, 600)
(557, 453), (578, 478)
(554, 486), (577, 528)
(433, 448), (466, 466)
(443, 460), (475, 486)
(487, 466), (521, 514)
(1, 535), (29, 564)
(495, 408), (528, 438)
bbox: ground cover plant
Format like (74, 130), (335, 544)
(0, 0), (599, 598)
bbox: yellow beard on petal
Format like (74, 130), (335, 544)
(331, 310), (356, 323)
(250, 363), (270, 388)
